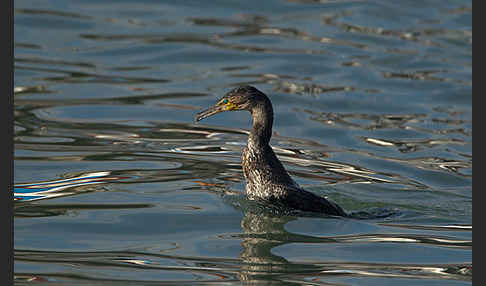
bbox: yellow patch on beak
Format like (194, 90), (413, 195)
(218, 98), (238, 111)
(224, 102), (238, 111)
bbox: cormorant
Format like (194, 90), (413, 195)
(195, 86), (346, 216)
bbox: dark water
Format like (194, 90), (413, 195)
(14, 0), (472, 285)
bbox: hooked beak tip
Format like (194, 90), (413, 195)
(194, 105), (223, 123)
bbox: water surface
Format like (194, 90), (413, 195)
(14, 0), (472, 285)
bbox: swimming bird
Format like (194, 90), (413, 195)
(195, 86), (346, 216)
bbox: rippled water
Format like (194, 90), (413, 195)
(14, 0), (472, 285)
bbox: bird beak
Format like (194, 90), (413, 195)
(194, 104), (226, 123)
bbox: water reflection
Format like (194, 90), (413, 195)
(237, 212), (297, 284)
(15, 8), (92, 19)
(15, 64), (170, 85)
(14, 208), (471, 284)
(15, 202), (153, 218)
(302, 108), (472, 177)
(322, 8), (473, 50)
(14, 121), (471, 283)
(236, 210), (471, 284)
(14, 0), (471, 284)
(14, 107), (469, 214)
(14, 171), (126, 202)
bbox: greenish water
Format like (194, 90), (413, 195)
(14, 0), (471, 285)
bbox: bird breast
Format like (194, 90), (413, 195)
(242, 143), (296, 200)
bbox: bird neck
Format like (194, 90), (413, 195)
(249, 101), (274, 147)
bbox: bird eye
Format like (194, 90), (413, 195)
(222, 99), (229, 104)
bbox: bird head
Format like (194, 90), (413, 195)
(194, 86), (267, 122)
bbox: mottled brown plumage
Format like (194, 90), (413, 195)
(195, 86), (346, 216)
